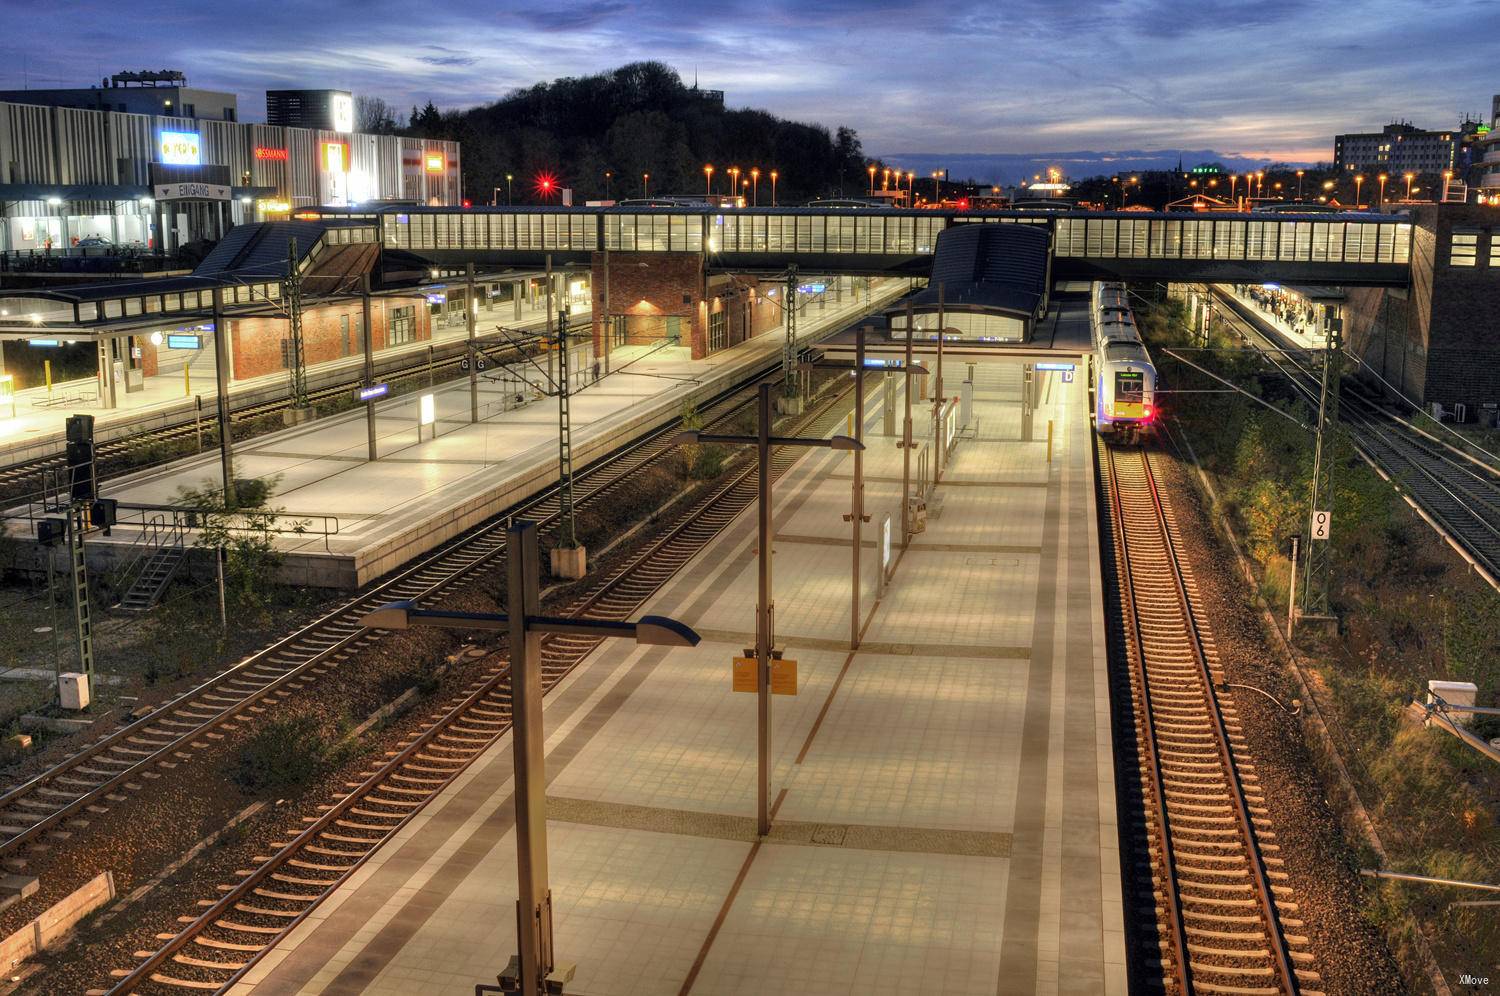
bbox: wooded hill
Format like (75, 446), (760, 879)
(390, 62), (876, 205)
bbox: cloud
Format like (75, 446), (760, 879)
(0, 0), (1490, 157)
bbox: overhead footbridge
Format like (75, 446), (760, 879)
(365, 205), (1414, 287)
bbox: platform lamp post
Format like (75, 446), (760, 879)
(770, 170), (779, 207)
(360, 522), (701, 996)
(867, 164), (877, 195)
(675, 383), (862, 836)
(751, 167), (760, 206)
(642, 172), (649, 198)
(1404, 172), (1415, 202)
(506, 174), (514, 205)
(1377, 172), (1388, 211)
(1354, 173), (1365, 209)
(1296, 169), (1305, 201)
(704, 164), (714, 199)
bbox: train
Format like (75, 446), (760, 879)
(1091, 281), (1157, 443)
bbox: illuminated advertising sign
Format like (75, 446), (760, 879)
(358, 383), (389, 402)
(321, 141), (348, 172)
(158, 130), (202, 165)
(423, 151), (445, 174)
(332, 93), (354, 133)
(254, 146), (289, 161)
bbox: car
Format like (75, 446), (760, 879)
(75, 236), (112, 248)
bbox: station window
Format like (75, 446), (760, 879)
(389, 305), (416, 346)
(1449, 230), (1479, 267)
(1490, 233), (1500, 268)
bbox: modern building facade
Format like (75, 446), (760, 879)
(266, 90), (354, 131)
(1333, 122), (1475, 175)
(0, 99), (461, 254)
(1469, 95), (1500, 199)
(1345, 202), (1500, 412)
(0, 70), (238, 121)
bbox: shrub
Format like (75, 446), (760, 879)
(233, 715), (346, 795)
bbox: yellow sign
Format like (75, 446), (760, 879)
(732, 657), (798, 695)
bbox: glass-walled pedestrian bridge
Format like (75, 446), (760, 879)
(371, 206), (1414, 287)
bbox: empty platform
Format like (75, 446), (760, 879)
(229, 351), (1125, 995)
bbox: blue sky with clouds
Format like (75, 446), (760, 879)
(5, 0), (1495, 162)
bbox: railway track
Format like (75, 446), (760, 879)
(0, 324), (540, 503)
(1103, 441), (1320, 995)
(0, 353), (794, 879)
(96, 368), (860, 994)
(1210, 286), (1500, 585)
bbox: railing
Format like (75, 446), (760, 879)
(110, 510), (183, 597)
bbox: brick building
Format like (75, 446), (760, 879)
(224, 295), (431, 380)
(590, 251), (782, 360)
(1345, 202), (1500, 412)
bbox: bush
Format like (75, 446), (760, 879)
(233, 715), (346, 795)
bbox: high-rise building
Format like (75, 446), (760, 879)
(266, 89), (355, 132)
(1471, 97), (1500, 200)
(1333, 122), (1470, 174)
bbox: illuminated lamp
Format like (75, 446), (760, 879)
(533, 172), (558, 200)
(462, 199), (472, 208)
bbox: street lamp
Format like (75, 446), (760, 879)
(642, 172), (650, 198)
(1296, 169), (1305, 200)
(867, 164), (877, 195)
(932, 170), (942, 202)
(770, 170), (779, 206)
(882, 167), (891, 191)
(751, 167), (760, 206)
(1377, 172), (1388, 210)
(360, 522), (701, 996)
(506, 174), (514, 205)
(1404, 171), (1415, 201)
(674, 383), (862, 836)
(1442, 169), (1453, 201)
(729, 166), (741, 203)
(604, 170), (612, 200)
(704, 164), (714, 198)
(1354, 173), (1365, 208)
(1229, 174), (1238, 205)
(1255, 170), (1264, 198)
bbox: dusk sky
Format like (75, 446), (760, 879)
(7, 0), (1497, 162)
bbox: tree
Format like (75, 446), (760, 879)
(355, 95), (399, 135)
(409, 101), (443, 136)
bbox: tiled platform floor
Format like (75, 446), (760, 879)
(82, 281), (909, 576)
(231, 354), (1124, 996)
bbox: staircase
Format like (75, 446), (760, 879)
(118, 545), (186, 613)
(114, 513), (186, 614)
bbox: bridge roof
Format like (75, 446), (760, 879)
(914, 223), (1050, 318)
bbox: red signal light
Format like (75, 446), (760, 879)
(957, 198), (970, 210)
(462, 199), (472, 209)
(533, 172), (558, 199)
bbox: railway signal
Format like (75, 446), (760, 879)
(360, 520), (700, 996)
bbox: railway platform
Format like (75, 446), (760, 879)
(0, 291), (577, 467)
(228, 349), (1125, 995)
(75, 281), (910, 587)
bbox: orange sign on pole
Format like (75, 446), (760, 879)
(732, 657), (797, 695)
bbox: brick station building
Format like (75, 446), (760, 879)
(589, 250), (806, 359)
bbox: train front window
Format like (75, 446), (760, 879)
(1115, 371), (1144, 404)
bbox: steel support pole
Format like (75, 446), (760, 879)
(545, 255), (555, 393)
(507, 522), (553, 996)
(211, 287), (236, 507)
(466, 262), (479, 423)
(756, 381), (774, 837)
(1302, 305), (1342, 617)
(362, 275), (377, 461)
(601, 242), (611, 375)
(850, 327), (866, 649)
(933, 283), (945, 489)
(901, 301), (914, 548)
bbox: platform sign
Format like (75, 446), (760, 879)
(165, 333), (201, 350)
(1036, 362), (1075, 372)
(359, 383), (389, 402)
(732, 657), (798, 695)
(1310, 509), (1332, 541)
(419, 393), (437, 425)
